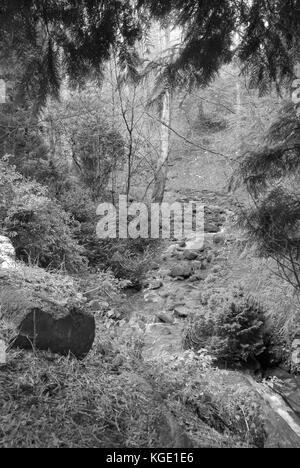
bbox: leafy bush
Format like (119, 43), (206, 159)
(46, 89), (126, 201)
(184, 287), (266, 368)
(59, 186), (96, 224)
(0, 159), (87, 272)
(71, 120), (125, 200)
(108, 240), (159, 288)
(0, 106), (50, 182)
(0, 157), (21, 221)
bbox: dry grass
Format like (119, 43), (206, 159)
(0, 347), (159, 448)
(0, 314), (262, 448)
(0, 263), (79, 303)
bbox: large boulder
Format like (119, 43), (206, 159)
(0, 261), (95, 359)
(1, 287), (95, 359)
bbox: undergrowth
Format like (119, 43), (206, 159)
(0, 315), (266, 448)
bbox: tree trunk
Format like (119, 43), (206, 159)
(152, 90), (171, 203)
(152, 28), (172, 204)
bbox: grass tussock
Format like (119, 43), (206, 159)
(0, 316), (265, 448)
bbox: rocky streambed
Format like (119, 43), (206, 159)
(120, 195), (300, 448)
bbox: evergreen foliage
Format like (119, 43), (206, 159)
(185, 288), (266, 368)
(138, 0), (300, 93)
(0, 0), (142, 110)
(233, 100), (300, 289)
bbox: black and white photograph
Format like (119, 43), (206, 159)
(0, 0), (300, 451)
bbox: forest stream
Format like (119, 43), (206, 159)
(121, 188), (300, 448)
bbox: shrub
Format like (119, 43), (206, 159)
(59, 186), (96, 224)
(184, 287), (266, 368)
(0, 107), (50, 182)
(0, 157), (22, 219)
(81, 226), (159, 288)
(108, 240), (158, 289)
(46, 92), (126, 201)
(0, 159), (87, 272)
(71, 120), (125, 200)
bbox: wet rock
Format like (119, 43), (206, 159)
(205, 223), (219, 233)
(174, 306), (190, 319)
(185, 238), (205, 252)
(169, 264), (193, 279)
(213, 233), (225, 245)
(183, 250), (198, 261)
(149, 280), (163, 290)
(156, 313), (175, 324)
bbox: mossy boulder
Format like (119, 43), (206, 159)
(0, 266), (95, 359)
